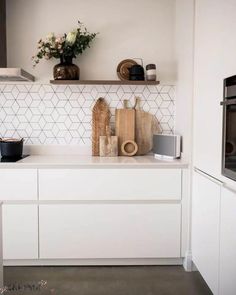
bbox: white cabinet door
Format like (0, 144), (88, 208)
(192, 170), (221, 295)
(39, 204), (181, 259)
(219, 187), (236, 295)
(3, 205), (38, 260)
(193, 0), (223, 179)
(39, 169), (182, 201)
(0, 169), (37, 200)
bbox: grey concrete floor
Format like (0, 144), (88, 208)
(4, 266), (212, 295)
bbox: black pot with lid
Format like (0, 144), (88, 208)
(0, 138), (24, 158)
(129, 65), (145, 81)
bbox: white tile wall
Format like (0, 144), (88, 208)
(0, 84), (175, 145)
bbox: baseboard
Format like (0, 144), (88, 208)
(4, 258), (183, 267)
(183, 251), (196, 272)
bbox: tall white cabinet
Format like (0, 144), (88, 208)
(192, 1), (236, 293)
(219, 187), (236, 295)
(192, 170), (221, 295)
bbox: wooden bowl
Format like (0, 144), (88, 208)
(117, 59), (138, 81)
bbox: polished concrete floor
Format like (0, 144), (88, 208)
(4, 266), (212, 295)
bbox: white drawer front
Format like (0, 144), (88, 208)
(0, 169), (37, 200)
(39, 169), (182, 201)
(3, 204), (38, 260)
(39, 204), (181, 259)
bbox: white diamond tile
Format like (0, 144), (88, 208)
(29, 84), (41, 92)
(121, 85), (132, 93)
(0, 83), (175, 145)
(3, 92), (14, 100)
(16, 85), (28, 92)
(55, 85), (67, 93)
(56, 92), (67, 100)
(69, 85), (80, 93)
(43, 85), (54, 93)
(161, 85), (172, 93)
(117, 87), (124, 99)
(82, 85), (93, 93)
(64, 86), (72, 98)
(109, 85), (120, 93)
(12, 86), (19, 98)
(3, 85), (14, 92)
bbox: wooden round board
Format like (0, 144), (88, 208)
(117, 59), (138, 80)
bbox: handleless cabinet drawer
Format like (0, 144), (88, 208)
(0, 169), (37, 200)
(3, 204), (38, 260)
(39, 203), (181, 259)
(39, 168), (182, 201)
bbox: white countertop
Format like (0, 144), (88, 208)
(0, 155), (188, 169)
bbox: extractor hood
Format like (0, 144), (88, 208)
(0, 0), (35, 82)
(0, 68), (35, 82)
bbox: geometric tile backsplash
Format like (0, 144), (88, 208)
(0, 84), (175, 145)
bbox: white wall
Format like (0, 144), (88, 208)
(6, 0), (176, 83)
(174, 0), (195, 161)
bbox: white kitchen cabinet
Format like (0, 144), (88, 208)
(0, 169), (37, 200)
(39, 203), (181, 259)
(219, 186), (236, 295)
(39, 169), (182, 201)
(192, 170), (221, 295)
(193, 0), (223, 179)
(2, 204), (38, 260)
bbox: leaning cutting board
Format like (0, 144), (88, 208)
(92, 98), (110, 156)
(134, 97), (159, 155)
(115, 100), (137, 156)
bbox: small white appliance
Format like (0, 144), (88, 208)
(153, 134), (181, 159)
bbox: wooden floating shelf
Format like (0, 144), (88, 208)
(50, 80), (160, 85)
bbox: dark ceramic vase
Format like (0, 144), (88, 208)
(53, 56), (79, 80)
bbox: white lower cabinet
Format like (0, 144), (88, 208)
(0, 169), (37, 201)
(192, 170), (221, 295)
(39, 169), (182, 201)
(3, 205), (38, 260)
(39, 204), (181, 259)
(219, 187), (236, 295)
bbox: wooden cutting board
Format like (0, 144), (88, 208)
(115, 100), (136, 156)
(134, 98), (159, 155)
(92, 98), (110, 156)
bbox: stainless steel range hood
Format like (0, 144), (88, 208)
(0, 0), (35, 82)
(0, 68), (35, 82)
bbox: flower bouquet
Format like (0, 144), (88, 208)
(32, 21), (97, 80)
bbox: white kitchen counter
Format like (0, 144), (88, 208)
(0, 155), (188, 169)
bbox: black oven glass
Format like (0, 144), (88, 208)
(222, 75), (236, 180)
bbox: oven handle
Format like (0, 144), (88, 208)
(220, 98), (236, 106)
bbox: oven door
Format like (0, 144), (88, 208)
(221, 98), (236, 180)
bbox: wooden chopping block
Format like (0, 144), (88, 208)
(134, 97), (159, 155)
(99, 126), (118, 157)
(92, 98), (110, 156)
(115, 100), (137, 156)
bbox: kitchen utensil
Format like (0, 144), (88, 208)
(92, 98), (110, 156)
(117, 59), (138, 80)
(146, 64), (156, 81)
(129, 64), (145, 81)
(134, 97), (159, 155)
(99, 126), (118, 157)
(115, 100), (137, 156)
(121, 140), (138, 157)
(0, 138), (24, 158)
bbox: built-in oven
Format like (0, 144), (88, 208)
(221, 75), (236, 181)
